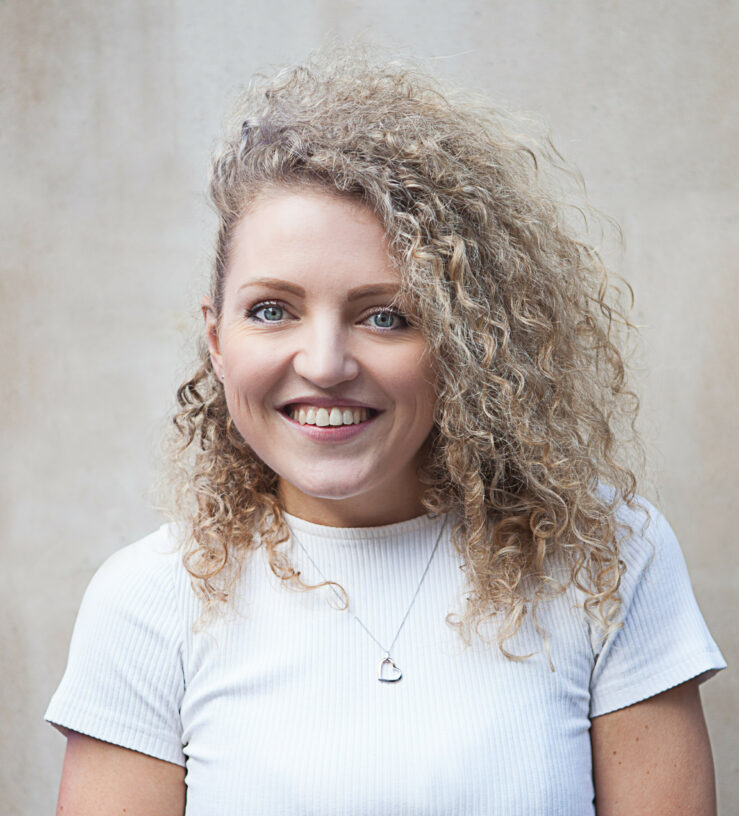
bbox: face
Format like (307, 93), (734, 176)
(203, 189), (437, 526)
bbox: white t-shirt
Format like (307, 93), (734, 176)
(45, 498), (725, 815)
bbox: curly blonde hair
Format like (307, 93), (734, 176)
(167, 46), (645, 661)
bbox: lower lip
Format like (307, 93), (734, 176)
(279, 410), (381, 441)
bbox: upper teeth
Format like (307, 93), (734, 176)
(288, 405), (371, 426)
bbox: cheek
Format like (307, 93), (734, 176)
(414, 362), (439, 437)
(381, 350), (437, 424)
(221, 341), (284, 428)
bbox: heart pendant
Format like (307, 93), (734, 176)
(378, 656), (403, 683)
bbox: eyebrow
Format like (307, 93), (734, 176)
(237, 278), (400, 301)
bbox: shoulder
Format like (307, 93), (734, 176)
(610, 494), (691, 601)
(88, 524), (188, 594)
(78, 524), (195, 633)
(589, 486), (684, 591)
(46, 524), (191, 765)
(587, 493), (726, 717)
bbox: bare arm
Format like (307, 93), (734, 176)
(591, 678), (717, 816)
(56, 731), (186, 816)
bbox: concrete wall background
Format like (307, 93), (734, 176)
(1, 1), (736, 813)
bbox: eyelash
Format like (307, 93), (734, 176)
(245, 300), (408, 329)
(245, 300), (286, 322)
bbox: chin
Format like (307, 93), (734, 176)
(292, 480), (367, 501)
(277, 468), (378, 503)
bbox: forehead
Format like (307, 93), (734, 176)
(225, 189), (398, 296)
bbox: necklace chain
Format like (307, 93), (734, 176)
(290, 514), (449, 682)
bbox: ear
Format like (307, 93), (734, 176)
(201, 296), (224, 380)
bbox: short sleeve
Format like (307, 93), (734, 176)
(588, 500), (726, 718)
(45, 527), (187, 766)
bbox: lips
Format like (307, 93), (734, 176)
(277, 396), (380, 412)
(276, 396), (383, 437)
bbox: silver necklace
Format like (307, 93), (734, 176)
(290, 514), (448, 683)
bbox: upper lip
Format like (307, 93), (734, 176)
(277, 397), (381, 411)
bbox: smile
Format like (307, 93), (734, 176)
(279, 403), (381, 442)
(285, 404), (376, 426)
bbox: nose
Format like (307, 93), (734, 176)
(291, 320), (360, 387)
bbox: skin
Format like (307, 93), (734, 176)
(203, 188), (437, 527)
(55, 731), (185, 815)
(54, 189), (718, 814)
(591, 678), (717, 815)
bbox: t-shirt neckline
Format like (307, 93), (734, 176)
(281, 509), (451, 543)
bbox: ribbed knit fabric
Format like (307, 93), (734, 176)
(45, 498), (725, 815)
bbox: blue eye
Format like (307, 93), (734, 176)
(366, 310), (406, 329)
(247, 303), (285, 322)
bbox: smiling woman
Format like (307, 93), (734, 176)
(204, 189), (437, 526)
(45, 46), (725, 816)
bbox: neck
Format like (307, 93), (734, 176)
(277, 480), (428, 528)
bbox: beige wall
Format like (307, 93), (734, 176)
(1, 1), (736, 813)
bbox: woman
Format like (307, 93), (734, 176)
(47, 50), (726, 814)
